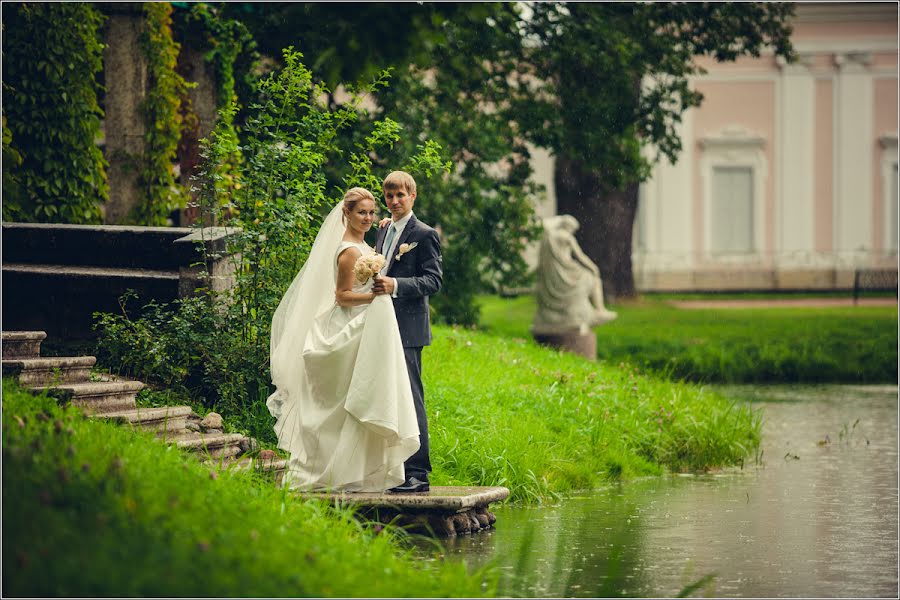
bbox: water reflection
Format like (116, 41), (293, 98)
(417, 385), (899, 598)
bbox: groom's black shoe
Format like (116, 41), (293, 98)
(387, 477), (430, 493)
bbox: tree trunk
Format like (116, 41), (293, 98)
(554, 154), (638, 301)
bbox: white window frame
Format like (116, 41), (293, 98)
(699, 126), (768, 263)
(879, 134), (898, 256)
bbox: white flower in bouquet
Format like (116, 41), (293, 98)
(354, 253), (386, 283)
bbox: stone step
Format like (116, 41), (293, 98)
(95, 405), (193, 436)
(2, 262), (180, 281)
(2, 264), (181, 342)
(2, 331), (47, 359)
(3, 356), (97, 385)
(171, 431), (246, 460)
(35, 380), (144, 412)
(1, 222), (196, 271)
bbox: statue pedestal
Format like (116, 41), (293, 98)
(532, 328), (596, 360)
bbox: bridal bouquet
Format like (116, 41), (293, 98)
(354, 253), (386, 283)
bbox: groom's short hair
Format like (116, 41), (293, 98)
(383, 171), (417, 196)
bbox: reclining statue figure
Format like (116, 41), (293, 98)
(532, 214), (617, 336)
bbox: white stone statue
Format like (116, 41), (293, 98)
(532, 214), (617, 336)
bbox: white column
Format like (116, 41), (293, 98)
(834, 52), (874, 263)
(776, 55), (816, 261)
(654, 106), (695, 269)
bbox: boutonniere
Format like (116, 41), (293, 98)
(396, 242), (418, 261)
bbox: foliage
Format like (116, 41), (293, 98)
(168, 3), (258, 221)
(93, 291), (245, 413)
(220, 2), (467, 90)
(1, 2), (108, 223)
(477, 295), (899, 384)
(1, 113), (23, 203)
(94, 49), (448, 443)
(1, 379), (495, 597)
(370, 5), (543, 325)
(175, 2), (258, 107)
(426, 326), (762, 502)
(134, 2), (192, 225)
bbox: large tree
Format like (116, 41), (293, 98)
(520, 3), (795, 300)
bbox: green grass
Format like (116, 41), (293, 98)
(1, 379), (493, 597)
(477, 295), (898, 384)
(425, 326), (761, 502)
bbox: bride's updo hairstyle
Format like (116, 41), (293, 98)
(342, 187), (376, 223)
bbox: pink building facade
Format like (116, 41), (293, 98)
(627, 2), (899, 291)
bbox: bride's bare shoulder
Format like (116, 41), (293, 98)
(336, 243), (362, 266)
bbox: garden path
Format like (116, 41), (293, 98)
(669, 297), (897, 309)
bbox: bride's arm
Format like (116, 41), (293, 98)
(335, 247), (376, 307)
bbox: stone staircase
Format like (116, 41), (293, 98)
(2, 330), (287, 482)
(2, 223), (239, 341)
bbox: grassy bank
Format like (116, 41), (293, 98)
(1, 379), (492, 597)
(425, 326), (761, 502)
(93, 324), (763, 504)
(477, 295), (898, 384)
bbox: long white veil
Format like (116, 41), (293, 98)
(266, 199), (346, 453)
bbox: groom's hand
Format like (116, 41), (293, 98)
(372, 275), (395, 296)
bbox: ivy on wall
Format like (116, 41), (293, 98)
(2, 3), (108, 224)
(181, 2), (256, 107)
(134, 2), (193, 226)
(173, 2), (257, 218)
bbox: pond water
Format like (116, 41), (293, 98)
(419, 385), (899, 598)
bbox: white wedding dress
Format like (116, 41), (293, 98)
(267, 214), (421, 492)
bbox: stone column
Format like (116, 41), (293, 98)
(834, 51), (874, 265)
(99, 2), (147, 224)
(176, 44), (218, 226)
(776, 53), (816, 262)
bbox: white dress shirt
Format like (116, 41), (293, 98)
(381, 211), (414, 298)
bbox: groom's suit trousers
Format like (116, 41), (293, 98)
(376, 214), (442, 482)
(403, 346), (432, 480)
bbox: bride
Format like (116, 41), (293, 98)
(266, 188), (420, 491)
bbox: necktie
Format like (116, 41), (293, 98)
(384, 223), (396, 258)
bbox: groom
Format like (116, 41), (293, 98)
(372, 171), (443, 493)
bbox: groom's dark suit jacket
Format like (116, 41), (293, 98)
(375, 214), (442, 348)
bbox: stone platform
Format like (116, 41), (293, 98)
(298, 485), (510, 536)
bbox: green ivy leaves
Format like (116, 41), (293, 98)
(2, 3), (107, 224)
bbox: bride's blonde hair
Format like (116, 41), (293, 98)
(344, 188), (378, 215)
